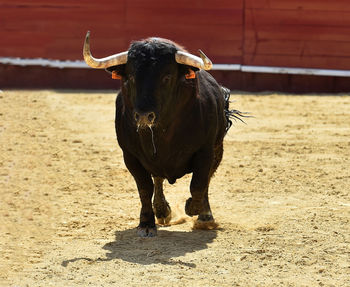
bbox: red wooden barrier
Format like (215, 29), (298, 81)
(244, 0), (350, 69)
(0, 0), (243, 64)
(1, 0), (350, 91)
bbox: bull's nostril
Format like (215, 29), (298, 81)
(147, 112), (155, 123)
(134, 111), (156, 126)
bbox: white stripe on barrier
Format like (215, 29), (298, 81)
(1, 57), (350, 77)
(240, 65), (350, 77)
(0, 57), (88, 69)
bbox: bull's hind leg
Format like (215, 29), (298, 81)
(186, 144), (222, 230)
(185, 147), (214, 218)
(153, 177), (171, 225)
(192, 186), (218, 230)
(185, 184), (216, 229)
(195, 143), (222, 229)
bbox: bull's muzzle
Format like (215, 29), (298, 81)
(134, 111), (156, 129)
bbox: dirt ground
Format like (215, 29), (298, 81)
(1, 90), (349, 286)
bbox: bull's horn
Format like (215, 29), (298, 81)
(83, 31), (128, 68)
(175, 49), (212, 70)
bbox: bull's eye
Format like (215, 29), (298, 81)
(162, 74), (171, 84)
(128, 75), (135, 83)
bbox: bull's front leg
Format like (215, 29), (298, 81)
(185, 147), (216, 226)
(153, 177), (172, 225)
(123, 151), (156, 237)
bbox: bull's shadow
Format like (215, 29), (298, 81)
(62, 227), (217, 268)
(101, 227), (218, 267)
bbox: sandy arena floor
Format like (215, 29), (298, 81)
(0, 90), (349, 286)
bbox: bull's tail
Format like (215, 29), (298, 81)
(221, 86), (250, 133)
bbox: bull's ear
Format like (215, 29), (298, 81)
(179, 65), (199, 80)
(105, 65), (126, 80)
(185, 69), (196, 79)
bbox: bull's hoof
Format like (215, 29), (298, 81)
(185, 197), (201, 216)
(156, 210), (172, 225)
(137, 226), (157, 237)
(198, 213), (214, 222)
(193, 217), (218, 230)
(153, 203), (171, 225)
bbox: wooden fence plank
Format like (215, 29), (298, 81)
(245, 8), (350, 27)
(126, 7), (242, 26)
(244, 54), (350, 70)
(245, 0), (350, 11)
(126, 0), (243, 10)
(244, 39), (350, 58)
(245, 25), (350, 43)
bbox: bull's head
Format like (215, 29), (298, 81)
(83, 31), (212, 129)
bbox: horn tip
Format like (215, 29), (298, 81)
(198, 49), (212, 70)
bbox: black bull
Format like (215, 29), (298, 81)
(83, 33), (245, 237)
